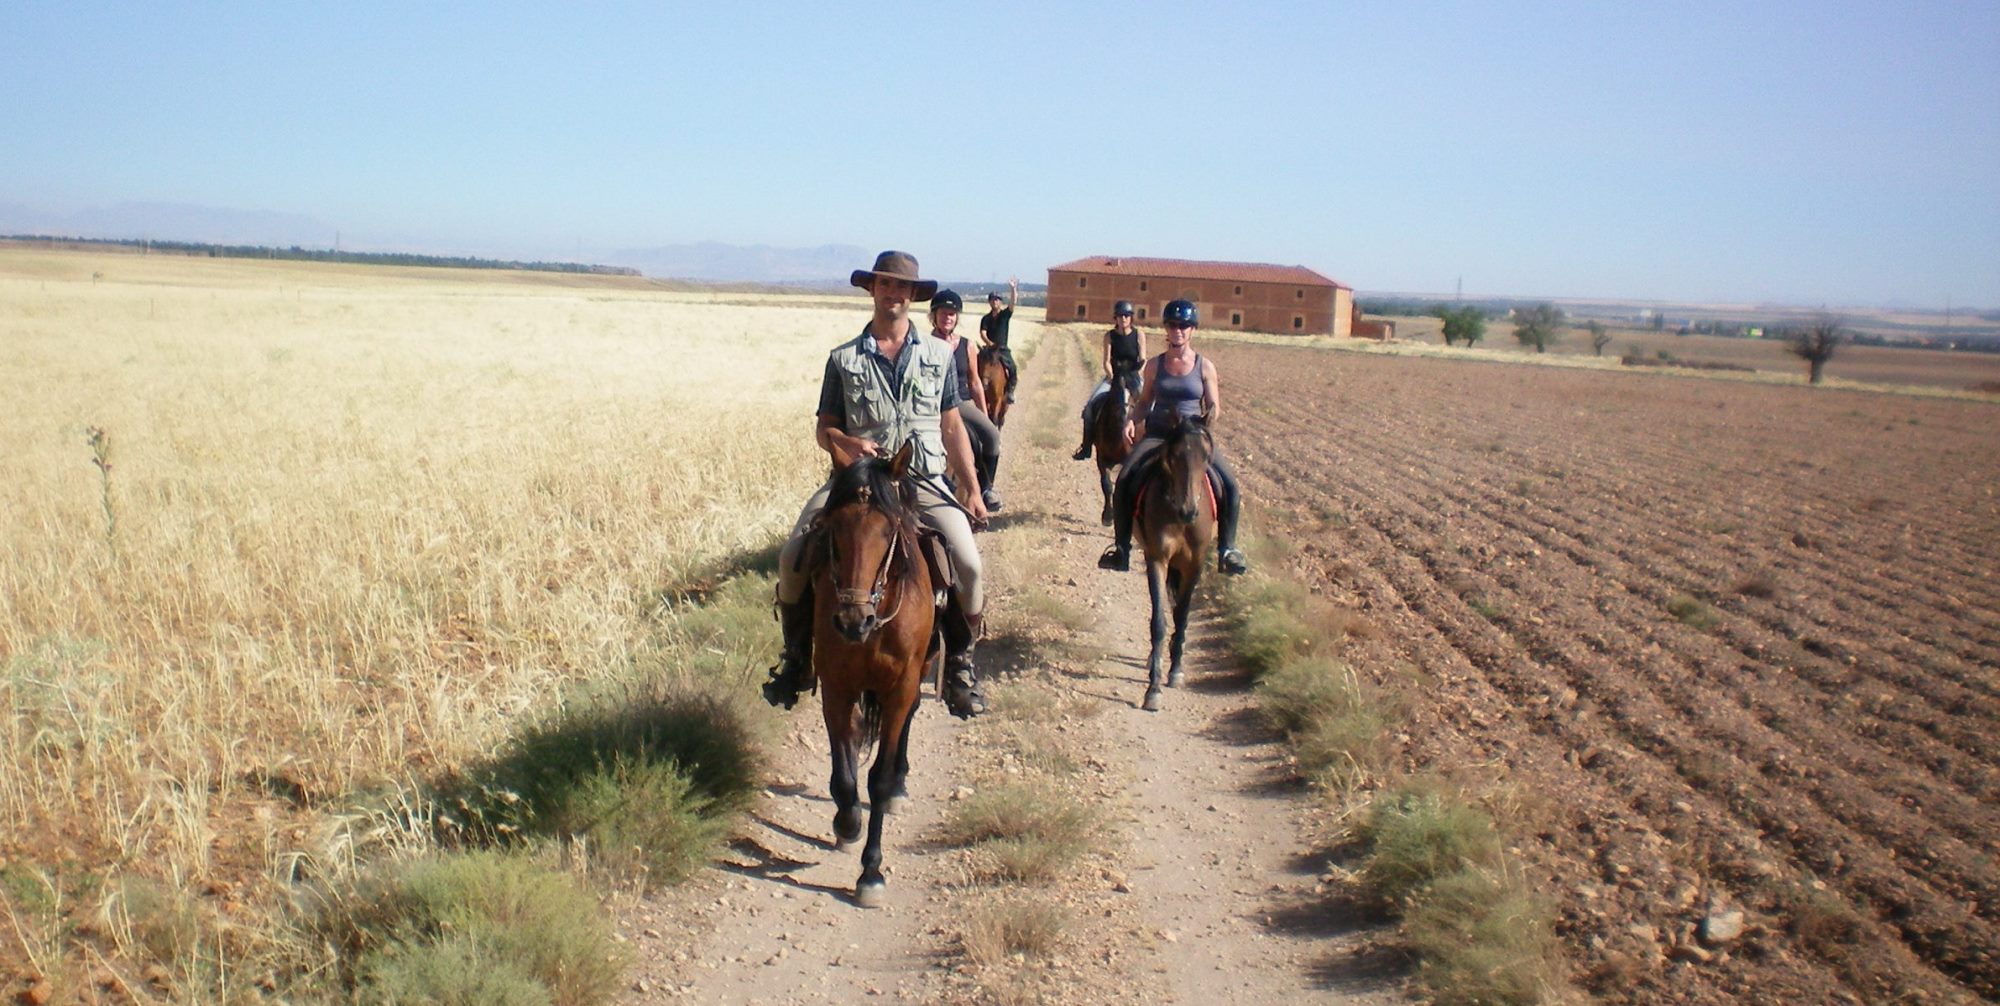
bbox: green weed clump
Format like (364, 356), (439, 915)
(1404, 868), (1570, 1006)
(441, 688), (762, 885)
(940, 782), (1100, 884)
(307, 850), (625, 1006)
(1357, 785), (1503, 906)
(1666, 593), (1719, 631)
(1254, 656), (1387, 791)
(1222, 576), (1324, 679)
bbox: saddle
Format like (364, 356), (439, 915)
(918, 527), (955, 605)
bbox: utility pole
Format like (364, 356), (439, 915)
(1454, 275), (1462, 303)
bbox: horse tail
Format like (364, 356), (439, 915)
(856, 691), (883, 751)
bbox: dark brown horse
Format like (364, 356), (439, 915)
(1134, 414), (1215, 712)
(1090, 374), (1137, 526)
(802, 443), (937, 907)
(978, 346), (1010, 427)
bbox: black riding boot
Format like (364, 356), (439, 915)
(1097, 462), (1142, 571)
(1003, 356), (1018, 403)
(1212, 458), (1248, 575)
(942, 608), (986, 719)
(1073, 398), (1098, 461)
(761, 593), (816, 709)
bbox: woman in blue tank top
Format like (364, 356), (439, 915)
(1096, 299), (1248, 575)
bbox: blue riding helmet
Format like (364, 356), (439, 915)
(1113, 300), (1135, 317)
(930, 289), (963, 313)
(1163, 299), (1198, 328)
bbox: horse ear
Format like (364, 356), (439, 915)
(889, 440), (915, 478)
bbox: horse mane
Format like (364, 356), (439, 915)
(825, 455), (908, 521)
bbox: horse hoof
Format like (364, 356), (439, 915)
(1168, 670), (1186, 689)
(1142, 690), (1163, 712)
(853, 880), (886, 909)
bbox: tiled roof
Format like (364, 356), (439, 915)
(1046, 255), (1347, 289)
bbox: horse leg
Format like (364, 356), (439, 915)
(883, 698), (917, 815)
(1097, 462), (1115, 526)
(1142, 561), (1170, 712)
(855, 689), (917, 908)
(823, 690), (863, 848)
(1168, 564), (1198, 689)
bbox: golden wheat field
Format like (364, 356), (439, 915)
(0, 250), (915, 912)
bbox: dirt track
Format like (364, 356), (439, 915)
(612, 329), (1401, 1004)
(612, 326), (1999, 1004)
(1213, 336), (2000, 1004)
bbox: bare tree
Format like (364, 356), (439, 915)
(1788, 314), (1842, 384)
(1586, 320), (1611, 357)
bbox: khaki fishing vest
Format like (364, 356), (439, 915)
(829, 330), (950, 477)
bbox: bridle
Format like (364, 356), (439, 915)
(824, 505), (908, 627)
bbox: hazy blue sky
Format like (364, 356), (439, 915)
(4, 1), (1996, 305)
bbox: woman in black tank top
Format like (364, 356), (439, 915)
(1096, 299), (1247, 576)
(1072, 301), (1148, 460)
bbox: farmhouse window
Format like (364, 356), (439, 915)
(1078, 277), (1087, 288)
(1233, 285), (1243, 296)
(1075, 304), (1087, 318)
(1230, 311), (1243, 326)
(1139, 281), (1148, 292)
(1293, 316), (1304, 330)
(1296, 289), (1304, 299)
(1138, 307), (1148, 319)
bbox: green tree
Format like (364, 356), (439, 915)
(1789, 314), (1842, 384)
(1434, 305), (1487, 347)
(1586, 320), (1611, 356)
(1511, 303), (1563, 354)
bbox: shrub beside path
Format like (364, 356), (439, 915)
(611, 325), (1401, 1004)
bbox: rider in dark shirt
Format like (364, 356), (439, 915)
(930, 289), (1004, 512)
(979, 278), (1020, 404)
(1073, 300), (1146, 460)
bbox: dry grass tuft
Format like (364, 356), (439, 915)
(959, 897), (1068, 966)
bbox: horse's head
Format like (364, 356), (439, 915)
(815, 441), (917, 642)
(1158, 412), (1214, 525)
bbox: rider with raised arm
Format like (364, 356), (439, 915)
(765, 251), (990, 719)
(929, 288), (1004, 512)
(1072, 299), (1146, 460)
(979, 278), (1021, 405)
(1096, 298), (1248, 576)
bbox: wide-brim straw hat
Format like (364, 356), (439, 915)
(851, 250), (939, 301)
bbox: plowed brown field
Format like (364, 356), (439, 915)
(1216, 339), (2000, 1005)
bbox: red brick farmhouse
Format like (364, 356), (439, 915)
(1045, 256), (1353, 337)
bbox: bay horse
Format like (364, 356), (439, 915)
(978, 346), (1010, 427)
(1090, 373), (1138, 526)
(1134, 413), (1215, 712)
(803, 443), (937, 907)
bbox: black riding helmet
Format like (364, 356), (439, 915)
(930, 289), (963, 313)
(1163, 299), (1199, 328)
(1113, 300), (1134, 317)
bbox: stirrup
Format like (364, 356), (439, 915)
(1097, 545), (1130, 572)
(761, 659), (812, 710)
(943, 665), (986, 720)
(1219, 547), (1249, 576)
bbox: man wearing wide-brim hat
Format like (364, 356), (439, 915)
(765, 250), (991, 719)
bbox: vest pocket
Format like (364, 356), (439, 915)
(912, 360), (943, 416)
